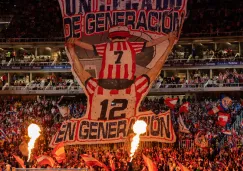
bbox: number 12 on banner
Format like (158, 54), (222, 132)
(98, 99), (128, 120)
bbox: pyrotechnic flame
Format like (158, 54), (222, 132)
(27, 124), (41, 161)
(130, 120), (147, 162)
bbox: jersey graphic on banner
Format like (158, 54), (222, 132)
(50, 0), (188, 147)
(94, 41), (145, 80)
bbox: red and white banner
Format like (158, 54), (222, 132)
(208, 106), (221, 115)
(55, 0), (187, 147)
(217, 112), (230, 127)
(58, 0), (187, 76)
(13, 155), (25, 168)
(179, 102), (190, 113)
(81, 154), (109, 171)
(36, 155), (55, 167)
(52, 142), (66, 163)
(165, 98), (178, 109)
(50, 110), (176, 147)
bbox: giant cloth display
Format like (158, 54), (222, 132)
(50, 0), (187, 147)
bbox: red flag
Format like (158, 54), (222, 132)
(208, 106), (224, 115)
(13, 155), (25, 168)
(36, 155), (55, 167)
(81, 154), (109, 171)
(52, 142), (66, 163)
(179, 102), (189, 113)
(165, 98), (178, 109)
(217, 112), (230, 127)
(142, 154), (158, 171)
(177, 162), (189, 171)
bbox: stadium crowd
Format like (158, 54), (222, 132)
(1, 69), (243, 89)
(167, 48), (241, 63)
(153, 69), (243, 89)
(0, 96), (242, 170)
(0, 0), (243, 170)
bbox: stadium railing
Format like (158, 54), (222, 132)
(1, 83), (243, 93)
(5, 57), (243, 65)
(153, 83), (243, 88)
(9, 62), (70, 66)
(166, 57), (243, 62)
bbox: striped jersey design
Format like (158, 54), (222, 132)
(94, 41), (145, 80)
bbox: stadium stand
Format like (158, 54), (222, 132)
(0, 96), (242, 170)
(0, 0), (242, 170)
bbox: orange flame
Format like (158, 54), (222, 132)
(130, 120), (147, 161)
(27, 124), (41, 161)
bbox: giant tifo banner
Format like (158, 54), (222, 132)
(50, 0), (187, 147)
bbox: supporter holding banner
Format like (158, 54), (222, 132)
(208, 96), (232, 115)
(51, 0), (188, 146)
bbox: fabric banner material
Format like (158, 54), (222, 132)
(52, 142), (66, 163)
(81, 154), (109, 171)
(58, 0), (188, 76)
(52, 0), (188, 147)
(50, 110), (175, 147)
(13, 155), (25, 168)
(36, 155), (55, 167)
